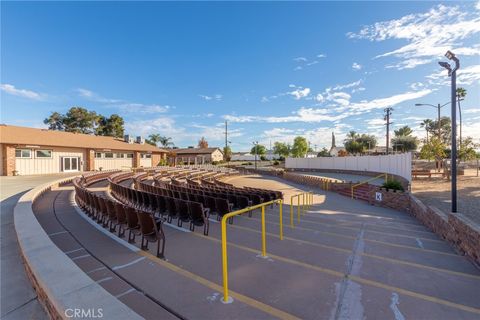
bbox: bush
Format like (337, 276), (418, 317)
(382, 179), (404, 191)
(260, 155), (267, 161)
(273, 160), (280, 166)
(247, 162), (253, 165)
(212, 161), (219, 165)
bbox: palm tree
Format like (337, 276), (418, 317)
(346, 130), (357, 142)
(456, 87), (466, 147)
(394, 125), (413, 137)
(159, 136), (174, 148)
(420, 119), (432, 144)
(147, 134), (162, 146)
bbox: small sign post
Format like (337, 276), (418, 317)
(375, 192), (382, 202)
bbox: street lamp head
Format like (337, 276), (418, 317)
(445, 50), (455, 60)
(415, 103), (423, 106)
(438, 61), (452, 75)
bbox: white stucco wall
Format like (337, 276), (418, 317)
(286, 152), (412, 182)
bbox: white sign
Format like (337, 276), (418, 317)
(375, 192), (382, 202)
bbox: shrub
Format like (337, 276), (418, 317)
(382, 179), (404, 191)
(247, 162), (253, 165)
(212, 161), (219, 165)
(260, 155), (267, 161)
(273, 160), (280, 166)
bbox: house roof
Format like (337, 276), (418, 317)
(0, 124), (168, 153)
(173, 147), (222, 155)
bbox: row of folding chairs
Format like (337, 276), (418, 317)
(73, 179), (166, 258)
(162, 181), (277, 204)
(141, 181), (253, 213)
(110, 181), (213, 234)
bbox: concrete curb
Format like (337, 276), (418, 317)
(13, 176), (143, 320)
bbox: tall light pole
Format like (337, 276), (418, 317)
(414, 102), (449, 141)
(253, 141), (258, 170)
(439, 50), (460, 213)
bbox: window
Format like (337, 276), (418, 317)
(126, 153), (134, 158)
(15, 149), (31, 158)
(116, 153), (125, 158)
(104, 152), (114, 158)
(36, 150), (52, 158)
(141, 153), (152, 159)
(95, 152), (103, 158)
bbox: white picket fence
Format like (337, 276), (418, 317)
(286, 153), (412, 182)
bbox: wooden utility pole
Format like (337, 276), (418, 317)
(384, 107), (393, 155)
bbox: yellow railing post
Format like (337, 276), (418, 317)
(297, 196), (300, 222)
(221, 216), (230, 303)
(261, 205), (266, 257)
(279, 200), (283, 240)
(290, 196), (294, 228)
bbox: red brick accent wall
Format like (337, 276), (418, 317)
(86, 149), (95, 171)
(272, 170), (480, 266)
(133, 151), (141, 168)
(152, 154), (162, 166)
(2, 144), (16, 176)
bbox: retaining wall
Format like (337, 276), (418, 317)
(13, 176), (142, 319)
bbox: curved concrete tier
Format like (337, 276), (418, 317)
(13, 176), (142, 319)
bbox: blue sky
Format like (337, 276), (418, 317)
(1, 1), (479, 151)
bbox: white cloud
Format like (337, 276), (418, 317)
(347, 4), (480, 70)
(317, 53), (327, 58)
(306, 61), (319, 66)
(293, 66), (303, 71)
(76, 88), (121, 104)
(427, 64), (480, 86)
(351, 87), (365, 94)
(315, 94), (325, 102)
(293, 57), (307, 62)
(224, 89), (432, 124)
(464, 108), (480, 114)
(1, 84), (44, 100)
(118, 103), (169, 114)
(289, 87), (311, 100)
(331, 80), (362, 91)
(199, 94), (222, 101)
(352, 62), (362, 70)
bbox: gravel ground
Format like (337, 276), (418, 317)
(411, 169), (480, 224)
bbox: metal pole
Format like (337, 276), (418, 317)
(437, 104), (441, 140)
(255, 144), (258, 170)
(279, 200), (283, 240)
(451, 70), (457, 213)
(261, 206), (266, 256)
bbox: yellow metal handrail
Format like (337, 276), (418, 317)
(289, 191), (313, 227)
(221, 198), (283, 303)
(351, 173), (388, 199)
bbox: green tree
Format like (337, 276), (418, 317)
(159, 136), (174, 148)
(273, 142), (290, 158)
(356, 134), (377, 151)
(62, 107), (98, 134)
(223, 146), (232, 162)
(317, 147), (331, 157)
(420, 119), (433, 143)
(96, 114), (124, 138)
(420, 137), (447, 160)
(456, 87), (466, 146)
(425, 117), (451, 144)
(291, 136), (308, 158)
(251, 144), (266, 155)
(146, 133), (162, 146)
(458, 137), (478, 161)
(43, 112), (65, 130)
(392, 136), (419, 152)
(344, 131), (376, 154)
(394, 125), (413, 137)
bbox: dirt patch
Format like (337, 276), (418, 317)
(412, 169), (480, 224)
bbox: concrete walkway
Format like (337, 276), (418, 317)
(0, 173), (77, 319)
(28, 174), (480, 319)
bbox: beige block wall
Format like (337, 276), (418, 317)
(94, 158), (134, 171)
(15, 147), (86, 175)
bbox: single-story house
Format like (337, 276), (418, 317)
(0, 124), (169, 176)
(329, 146), (347, 157)
(173, 147), (224, 164)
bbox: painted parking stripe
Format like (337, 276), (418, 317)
(112, 257), (146, 271)
(87, 266), (107, 274)
(48, 230), (68, 236)
(96, 277), (113, 284)
(138, 250), (300, 320)
(64, 248), (85, 254)
(71, 254), (91, 261)
(240, 214), (457, 256)
(190, 231), (480, 315)
(229, 222), (480, 279)
(116, 288), (136, 299)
